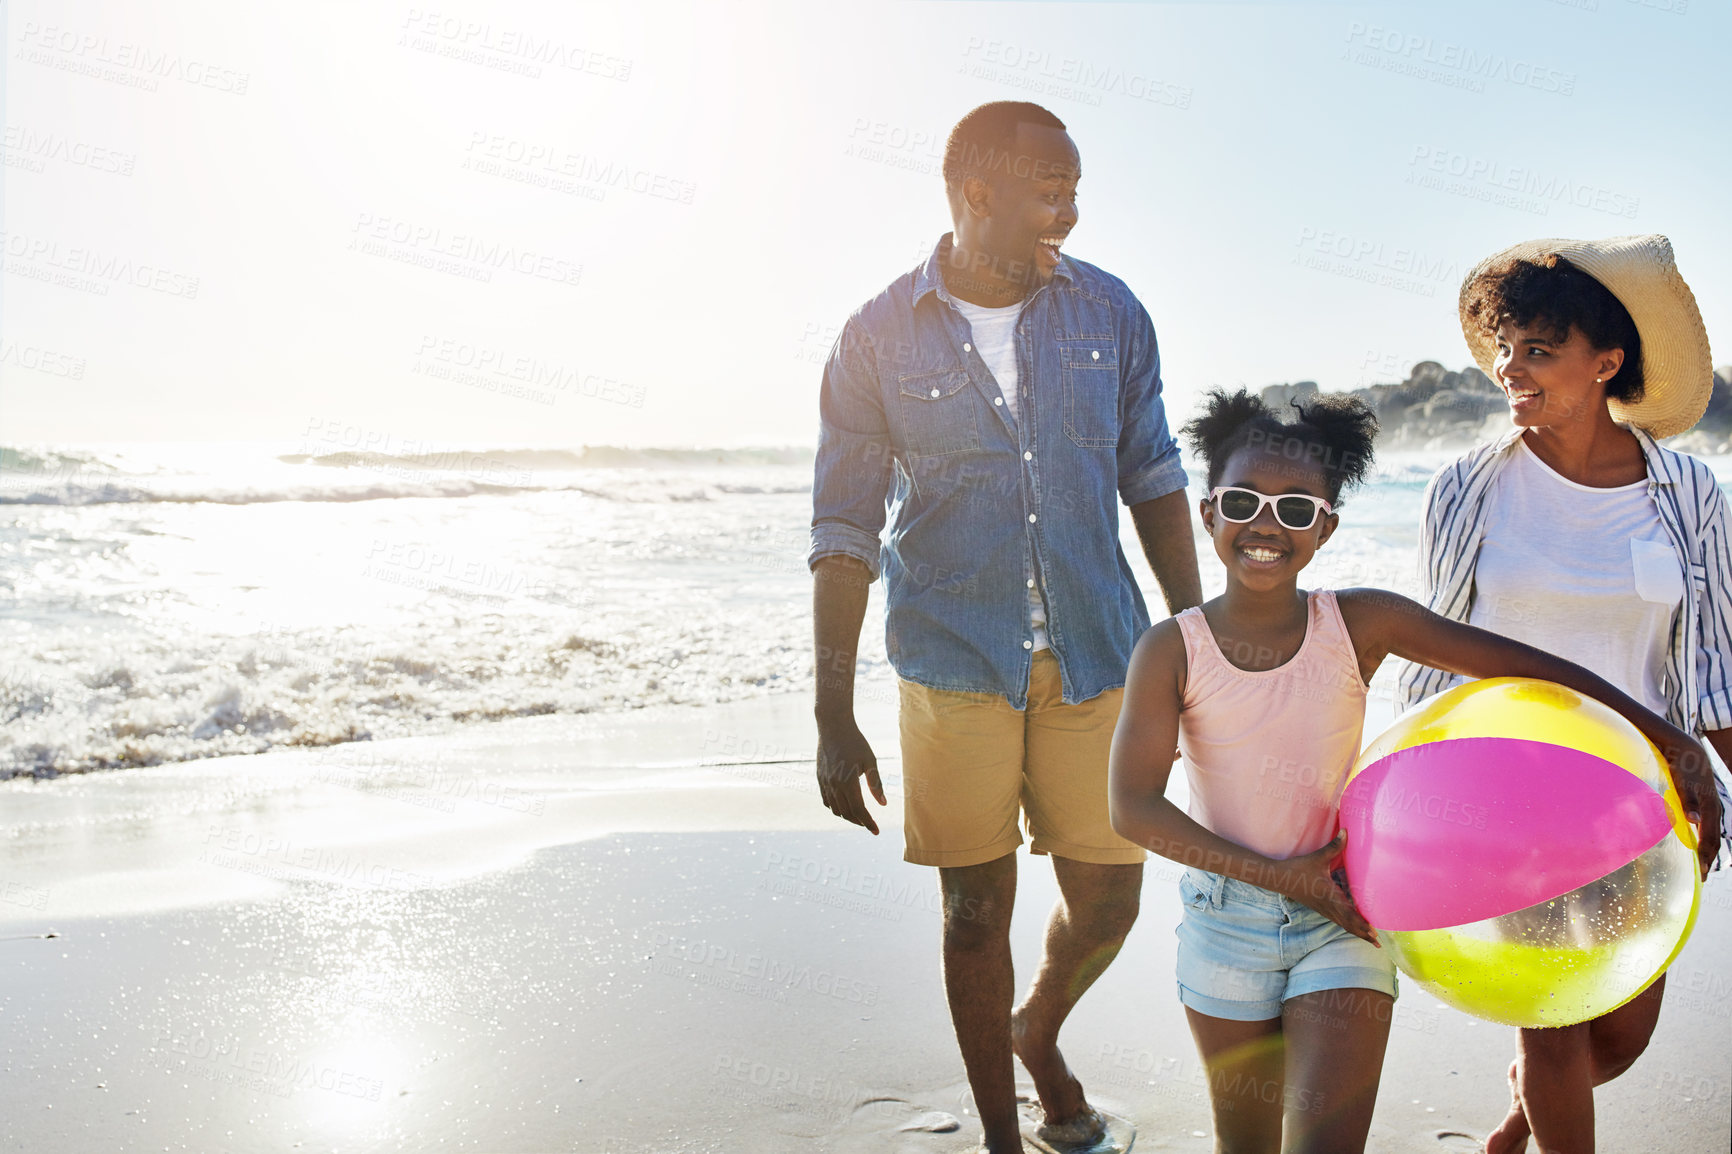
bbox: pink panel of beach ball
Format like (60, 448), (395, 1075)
(1339, 737), (1674, 933)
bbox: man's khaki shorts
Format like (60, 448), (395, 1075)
(897, 650), (1146, 868)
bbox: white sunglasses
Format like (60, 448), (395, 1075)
(1208, 486), (1334, 530)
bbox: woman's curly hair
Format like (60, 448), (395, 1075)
(1181, 387), (1379, 504)
(1461, 253), (1644, 402)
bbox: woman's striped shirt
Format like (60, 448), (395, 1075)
(1396, 425), (1732, 856)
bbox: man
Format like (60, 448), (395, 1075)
(808, 101), (1202, 1153)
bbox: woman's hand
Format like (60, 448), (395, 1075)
(1658, 734), (1723, 878)
(1270, 831), (1379, 946)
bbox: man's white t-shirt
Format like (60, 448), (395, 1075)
(1464, 437), (1682, 714)
(952, 296), (1049, 651)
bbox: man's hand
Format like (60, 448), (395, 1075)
(812, 553), (878, 831)
(817, 715), (885, 835)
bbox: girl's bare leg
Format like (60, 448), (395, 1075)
(1280, 988), (1393, 1154)
(1184, 1008), (1284, 1154)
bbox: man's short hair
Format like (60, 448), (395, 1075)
(942, 102), (1067, 192)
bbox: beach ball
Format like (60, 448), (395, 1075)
(1338, 677), (1701, 1028)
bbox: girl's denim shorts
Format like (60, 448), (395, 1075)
(1175, 867), (1398, 1021)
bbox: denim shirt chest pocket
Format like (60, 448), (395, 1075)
(896, 367), (979, 458)
(1058, 338), (1119, 448)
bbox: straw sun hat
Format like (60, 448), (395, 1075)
(1458, 234), (1714, 439)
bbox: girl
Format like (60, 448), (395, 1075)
(1107, 388), (1716, 1154)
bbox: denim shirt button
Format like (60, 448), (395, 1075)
(1023, 640), (1033, 649)
(1023, 451), (1032, 461)
(930, 388), (940, 397)
(1028, 513), (1038, 523)
(1026, 578), (1035, 588)
(963, 343), (972, 352)
(1091, 350), (1100, 360)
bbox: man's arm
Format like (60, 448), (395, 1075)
(1114, 296), (1201, 616)
(809, 317), (893, 835)
(813, 555), (884, 834)
(1129, 490), (1203, 615)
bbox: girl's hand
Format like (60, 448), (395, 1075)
(1272, 831), (1379, 946)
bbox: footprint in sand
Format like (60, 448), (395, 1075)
(831, 1096), (976, 1153)
(1434, 1130), (1484, 1153)
(832, 1089), (1138, 1153)
(900, 1110), (962, 1133)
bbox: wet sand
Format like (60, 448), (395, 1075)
(2, 693), (1727, 1152)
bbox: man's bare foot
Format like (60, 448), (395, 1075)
(1033, 1104), (1107, 1146)
(1010, 1003), (1094, 1131)
(1483, 1059), (1531, 1154)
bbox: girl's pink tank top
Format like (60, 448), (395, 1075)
(1174, 590), (1368, 861)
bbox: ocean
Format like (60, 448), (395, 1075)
(3, 440), (1726, 779)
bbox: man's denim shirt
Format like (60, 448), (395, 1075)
(808, 234), (1188, 709)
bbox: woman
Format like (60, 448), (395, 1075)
(1398, 234), (1730, 1154)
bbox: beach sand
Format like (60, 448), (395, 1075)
(2, 692), (1727, 1152)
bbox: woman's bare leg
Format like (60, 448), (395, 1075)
(1484, 975), (1666, 1154)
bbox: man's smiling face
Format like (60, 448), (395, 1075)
(957, 122), (1080, 288)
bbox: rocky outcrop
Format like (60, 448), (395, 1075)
(1259, 363), (1732, 454)
(1664, 366), (1732, 456)
(1259, 362), (1506, 450)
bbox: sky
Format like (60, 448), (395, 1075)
(2, 0), (1727, 448)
